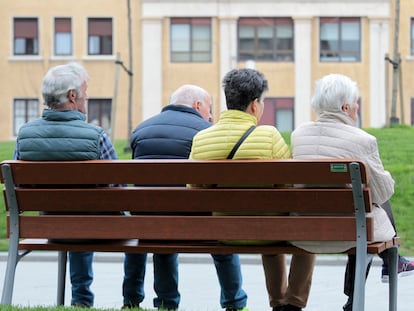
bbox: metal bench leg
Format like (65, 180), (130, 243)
(1, 242), (19, 305)
(352, 253), (373, 311)
(388, 246), (398, 311)
(57, 251), (68, 305)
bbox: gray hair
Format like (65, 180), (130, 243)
(42, 62), (90, 107)
(311, 73), (359, 115)
(169, 84), (209, 107)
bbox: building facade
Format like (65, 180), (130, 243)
(0, 0), (412, 142)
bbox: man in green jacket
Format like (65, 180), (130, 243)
(14, 62), (119, 308)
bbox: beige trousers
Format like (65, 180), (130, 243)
(261, 254), (316, 308)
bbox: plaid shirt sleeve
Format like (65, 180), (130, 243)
(99, 132), (119, 160)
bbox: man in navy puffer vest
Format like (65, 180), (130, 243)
(122, 84), (249, 311)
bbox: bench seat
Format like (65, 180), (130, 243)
(0, 159), (400, 311)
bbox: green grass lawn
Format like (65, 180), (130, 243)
(1, 127), (413, 257)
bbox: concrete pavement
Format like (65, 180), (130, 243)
(0, 252), (413, 310)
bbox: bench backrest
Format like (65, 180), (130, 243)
(0, 159), (372, 243)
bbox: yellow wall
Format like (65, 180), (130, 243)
(0, 0), (141, 141)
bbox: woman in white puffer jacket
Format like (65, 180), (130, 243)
(291, 73), (413, 311)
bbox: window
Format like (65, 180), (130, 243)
(13, 18), (39, 55)
(260, 98), (294, 132)
(238, 18), (294, 62)
(170, 18), (211, 62)
(14, 99), (39, 135)
(87, 99), (112, 133)
(88, 18), (113, 55)
(54, 18), (72, 55)
(320, 17), (361, 62)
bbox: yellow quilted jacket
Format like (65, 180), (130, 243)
(189, 110), (291, 160)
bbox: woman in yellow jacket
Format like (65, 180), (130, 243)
(189, 68), (315, 311)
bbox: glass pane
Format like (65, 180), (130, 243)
(87, 99), (112, 132)
(276, 109), (293, 132)
(276, 24), (293, 39)
(277, 38), (293, 50)
(258, 37), (272, 50)
(88, 36), (100, 54)
(171, 52), (191, 62)
(239, 38), (255, 51)
(239, 26), (254, 38)
(28, 100), (39, 119)
(342, 21), (360, 40)
(342, 39), (359, 52)
(171, 24), (190, 52)
(33, 38), (39, 54)
(14, 38), (25, 54)
(14, 100), (25, 117)
(258, 26), (273, 50)
(320, 23), (338, 40)
(101, 35), (113, 55)
(258, 26), (273, 39)
(193, 25), (211, 52)
(55, 33), (72, 55)
(192, 52), (211, 62)
(14, 99), (39, 135)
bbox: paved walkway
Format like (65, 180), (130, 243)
(0, 252), (412, 310)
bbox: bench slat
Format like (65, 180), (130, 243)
(15, 215), (374, 241)
(1, 159), (368, 185)
(12, 187), (372, 213)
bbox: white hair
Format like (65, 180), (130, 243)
(311, 73), (359, 115)
(169, 84), (209, 107)
(42, 62), (89, 107)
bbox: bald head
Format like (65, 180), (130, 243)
(169, 84), (212, 121)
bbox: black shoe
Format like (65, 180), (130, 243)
(121, 303), (140, 309)
(283, 305), (302, 311)
(343, 298), (352, 311)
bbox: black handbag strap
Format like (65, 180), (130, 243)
(227, 125), (256, 159)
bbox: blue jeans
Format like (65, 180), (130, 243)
(69, 251), (94, 307)
(212, 254), (248, 309)
(123, 253), (180, 309)
(123, 253), (247, 309)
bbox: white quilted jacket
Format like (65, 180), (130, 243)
(290, 112), (395, 252)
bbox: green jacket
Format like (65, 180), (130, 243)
(17, 109), (102, 160)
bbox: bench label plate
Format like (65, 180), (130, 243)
(330, 163), (348, 172)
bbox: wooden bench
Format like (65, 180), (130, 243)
(0, 159), (400, 310)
